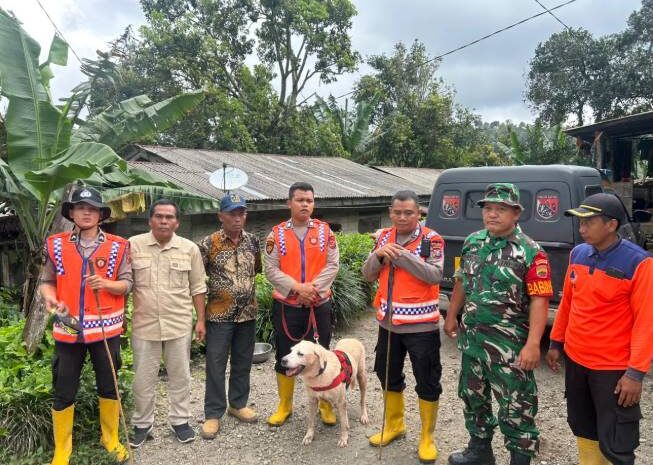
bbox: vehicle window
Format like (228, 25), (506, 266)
(465, 190), (532, 221)
(465, 191), (484, 219)
(535, 189), (562, 222)
(585, 185), (602, 197)
(439, 190), (461, 219)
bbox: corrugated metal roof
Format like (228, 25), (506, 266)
(131, 145), (434, 202)
(373, 166), (443, 192)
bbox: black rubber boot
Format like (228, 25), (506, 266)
(509, 451), (531, 465)
(447, 436), (496, 465)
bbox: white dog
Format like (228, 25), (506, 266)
(281, 339), (370, 447)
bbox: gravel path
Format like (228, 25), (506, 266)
(133, 311), (652, 465)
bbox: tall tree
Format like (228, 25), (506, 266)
(354, 40), (497, 168)
(526, 2), (653, 125)
(525, 28), (605, 126)
(90, 0), (360, 154)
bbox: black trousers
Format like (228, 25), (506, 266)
(374, 327), (443, 402)
(565, 356), (642, 465)
(52, 337), (122, 411)
(272, 300), (332, 373)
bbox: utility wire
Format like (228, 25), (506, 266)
(533, 0), (572, 30)
(333, 0), (577, 100)
(34, 0), (83, 64)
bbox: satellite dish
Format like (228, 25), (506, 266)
(209, 164), (249, 191)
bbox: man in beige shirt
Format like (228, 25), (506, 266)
(129, 199), (207, 446)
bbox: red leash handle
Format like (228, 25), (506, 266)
(281, 303), (319, 343)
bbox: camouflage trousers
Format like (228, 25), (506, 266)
(458, 353), (539, 456)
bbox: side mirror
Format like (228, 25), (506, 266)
(632, 210), (652, 223)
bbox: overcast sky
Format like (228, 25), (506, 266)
(2, 0), (643, 123)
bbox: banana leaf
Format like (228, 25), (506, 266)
(0, 9), (62, 177)
(72, 91), (205, 149)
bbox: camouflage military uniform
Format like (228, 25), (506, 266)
(455, 224), (552, 457)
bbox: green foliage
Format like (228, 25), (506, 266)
(255, 274), (274, 344)
(526, 2), (653, 125)
(0, 304), (134, 458)
(484, 120), (584, 166)
(0, 8), (215, 323)
(89, 0), (359, 155)
(255, 233), (375, 344)
(2, 443), (120, 465)
(314, 96), (377, 158)
(353, 40), (495, 168)
(331, 262), (369, 328)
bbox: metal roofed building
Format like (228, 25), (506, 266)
(373, 166), (443, 193)
(565, 111), (653, 214)
(114, 145), (437, 241)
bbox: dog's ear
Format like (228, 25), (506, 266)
(313, 347), (327, 375)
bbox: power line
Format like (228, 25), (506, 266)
(533, 0), (571, 30)
(333, 0), (577, 101)
(34, 0), (83, 64)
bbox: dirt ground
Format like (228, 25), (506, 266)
(133, 311), (652, 465)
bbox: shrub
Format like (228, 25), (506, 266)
(0, 305), (133, 460)
(255, 274), (274, 344)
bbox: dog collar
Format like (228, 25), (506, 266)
(309, 350), (353, 392)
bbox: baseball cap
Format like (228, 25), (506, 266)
(220, 193), (247, 212)
(565, 193), (626, 223)
(477, 183), (524, 210)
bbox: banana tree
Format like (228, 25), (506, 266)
(0, 8), (216, 350)
(314, 95), (377, 159)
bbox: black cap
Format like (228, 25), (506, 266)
(61, 186), (112, 221)
(565, 193), (626, 223)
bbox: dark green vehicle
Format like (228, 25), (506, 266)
(425, 164), (647, 323)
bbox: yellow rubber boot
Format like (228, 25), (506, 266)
(319, 399), (337, 425)
(417, 399), (439, 463)
(369, 391), (406, 447)
(99, 398), (129, 462)
(577, 437), (612, 465)
(267, 373), (294, 426)
(51, 405), (74, 465)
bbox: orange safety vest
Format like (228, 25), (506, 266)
(374, 226), (441, 325)
(271, 219), (331, 305)
(46, 231), (128, 343)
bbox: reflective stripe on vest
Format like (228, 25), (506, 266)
(374, 226), (441, 325)
(271, 219), (330, 305)
(47, 231), (127, 343)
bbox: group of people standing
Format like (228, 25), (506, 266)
(41, 180), (650, 465)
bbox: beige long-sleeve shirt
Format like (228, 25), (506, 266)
(263, 220), (339, 303)
(130, 232), (207, 341)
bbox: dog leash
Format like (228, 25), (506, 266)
(281, 303), (320, 343)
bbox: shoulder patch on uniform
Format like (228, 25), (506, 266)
(266, 238), (275, 255)
(329, 235), (336, 249)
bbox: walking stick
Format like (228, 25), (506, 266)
(88, 262), (135, 465)
(378, 263), (395, 461)
(377, 233), (431, 461)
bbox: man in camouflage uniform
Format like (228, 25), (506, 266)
(443, 183), (553, 465)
